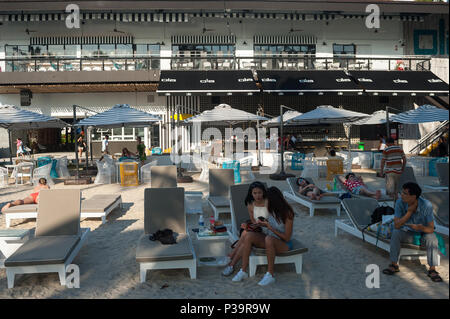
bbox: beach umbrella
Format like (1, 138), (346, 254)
(183, 104), (268, 164)
(287, 105), (370, 172)
(182, 104), (268, 126)
(261, 110), (303, 127)
(287, 105), (369, 125)
(75, 104), (162, 128)
(391, 104), (449, 124)
(350, 110), (396, 126)
(0, 104), (68, 164)
(0, 104), (67, 130)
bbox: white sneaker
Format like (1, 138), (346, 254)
(232, 269), (248, 282)
(258, 272), (275, 286)
(222, 265), (234, 276)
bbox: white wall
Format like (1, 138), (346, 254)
(0, 17), (404, 61)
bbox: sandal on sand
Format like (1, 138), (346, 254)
(428, 270), (443, 282)
(382, 263), (399, 275)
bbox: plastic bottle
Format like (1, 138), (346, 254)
(198, 215), (204, 227)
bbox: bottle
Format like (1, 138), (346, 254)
(198, 215), (204, 227)
(209, 216), (215, 226)
(333, 177), (337, 191)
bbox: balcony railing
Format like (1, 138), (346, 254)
(0, 55), (432, 72)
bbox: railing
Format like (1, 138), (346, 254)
(0, 55), (432, 72)
(410, 120), (449, 155)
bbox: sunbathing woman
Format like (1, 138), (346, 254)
(296, 177), (335, 200)
(222, 181), (268, 277)
(1, 178), (49, 213)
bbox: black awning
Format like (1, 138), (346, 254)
(157, 70), (259, 95)
(257, 70), (363, 94)
(348, 71), (449, 96)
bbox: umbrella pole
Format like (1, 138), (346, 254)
(270, 105), (294, 180)
(386, 106), (390, 138)
(85, 126), (89, 173)
(73, 105), (79, 179)
(8, 129), (13, 165)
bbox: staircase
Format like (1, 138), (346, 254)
(410, 121), (449, 155)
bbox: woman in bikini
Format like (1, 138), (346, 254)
(222, 181), (268, 277)
(1, 178), (49, 213)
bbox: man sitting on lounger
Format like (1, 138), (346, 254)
(296, 177), (335, 201)
(383, 182), (442, 283)
(1, 178), (49, 213)
(338, 173), (381, 199)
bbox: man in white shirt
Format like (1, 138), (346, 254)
(102, 135), (109, 154)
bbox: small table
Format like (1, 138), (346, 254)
(195, 225), (231, 267)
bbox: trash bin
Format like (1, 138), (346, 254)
(358, 142), (365, 150)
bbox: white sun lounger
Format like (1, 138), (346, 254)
(136, 187), (196, 283)
(4, 189), (90, 288)
(283, 177), (342, 217)
(229, 183), (308, 277)
(207, 168), (235, 221)
(0, 229), (33, 268)
(3, 194), (122, 227)
(335, 198), (438, 265)
(422, 191), (449, 236)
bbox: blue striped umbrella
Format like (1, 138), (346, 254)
(75, 104), (162, 128)
(0, 104), (67, 130)
(391, 104), (449, 124)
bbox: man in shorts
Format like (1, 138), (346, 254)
(380, 138), (406, 202)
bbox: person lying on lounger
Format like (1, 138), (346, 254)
(338, 173), (381, 199)
(1, 178), (49, 213)
(296, 177), (336, 200)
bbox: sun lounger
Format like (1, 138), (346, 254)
(3, 194), (122, 227)
(229, 183), (308, 277)
(422, 191), (449, 236)
(150, 165), (177, 188)
(136, 187), (196, 283)
(335, 174), (394, 204)
(335, 198), (437, 264)
(0, 229), (33, 268)
(207, 169), (235, 220)
(4, 189), (90, 288)
(80, 194), (122, 224)
(283, 177), (341, 217)
(424, 163), (449, 191)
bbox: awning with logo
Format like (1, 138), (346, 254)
(256, 70), (362, 95)
(348, 70), (449, 96)
(157, 70), (259, 95)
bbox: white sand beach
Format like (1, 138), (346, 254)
(0, 169), (448, 299)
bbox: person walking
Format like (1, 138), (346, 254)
(380, 137), (406, 202)
(101, 135), (109, 155)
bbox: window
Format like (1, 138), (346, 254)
(30, 45), (47, 56)
(48, 45), (65, 57)
(99, 44), (115, 57)
(253, 44), (315, 55)
(117, 44), (133, 57)
(333, 43), (356, 66)
(82, 44), (99, 57)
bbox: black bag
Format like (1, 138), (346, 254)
(149, 229), (177, 245)
(361, 205), (394, 243)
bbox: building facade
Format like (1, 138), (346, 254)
(0, 0), (448, 157)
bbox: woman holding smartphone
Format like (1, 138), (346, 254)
(226, 186), (295, 286)
(222, 181), (268, 277)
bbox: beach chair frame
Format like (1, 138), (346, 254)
(138, 188), (197, 283)
(207, 169), (235, 220)
(5, 189), (90, 288)
(335, 198), (438, 265)
(283, 177), (341, 217)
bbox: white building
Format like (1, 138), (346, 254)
(0, 0), (448, 157)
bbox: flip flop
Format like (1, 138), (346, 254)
(428, 270), (443, 283)
(382, 263), (399, 275)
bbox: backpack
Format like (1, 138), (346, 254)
(362, 205), (394, 243)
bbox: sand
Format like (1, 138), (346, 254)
(0, 168), (448, 299)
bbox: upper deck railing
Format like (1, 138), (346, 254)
(0, 54), (432, 72)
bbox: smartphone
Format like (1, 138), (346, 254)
(257, 216), (266, 221)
